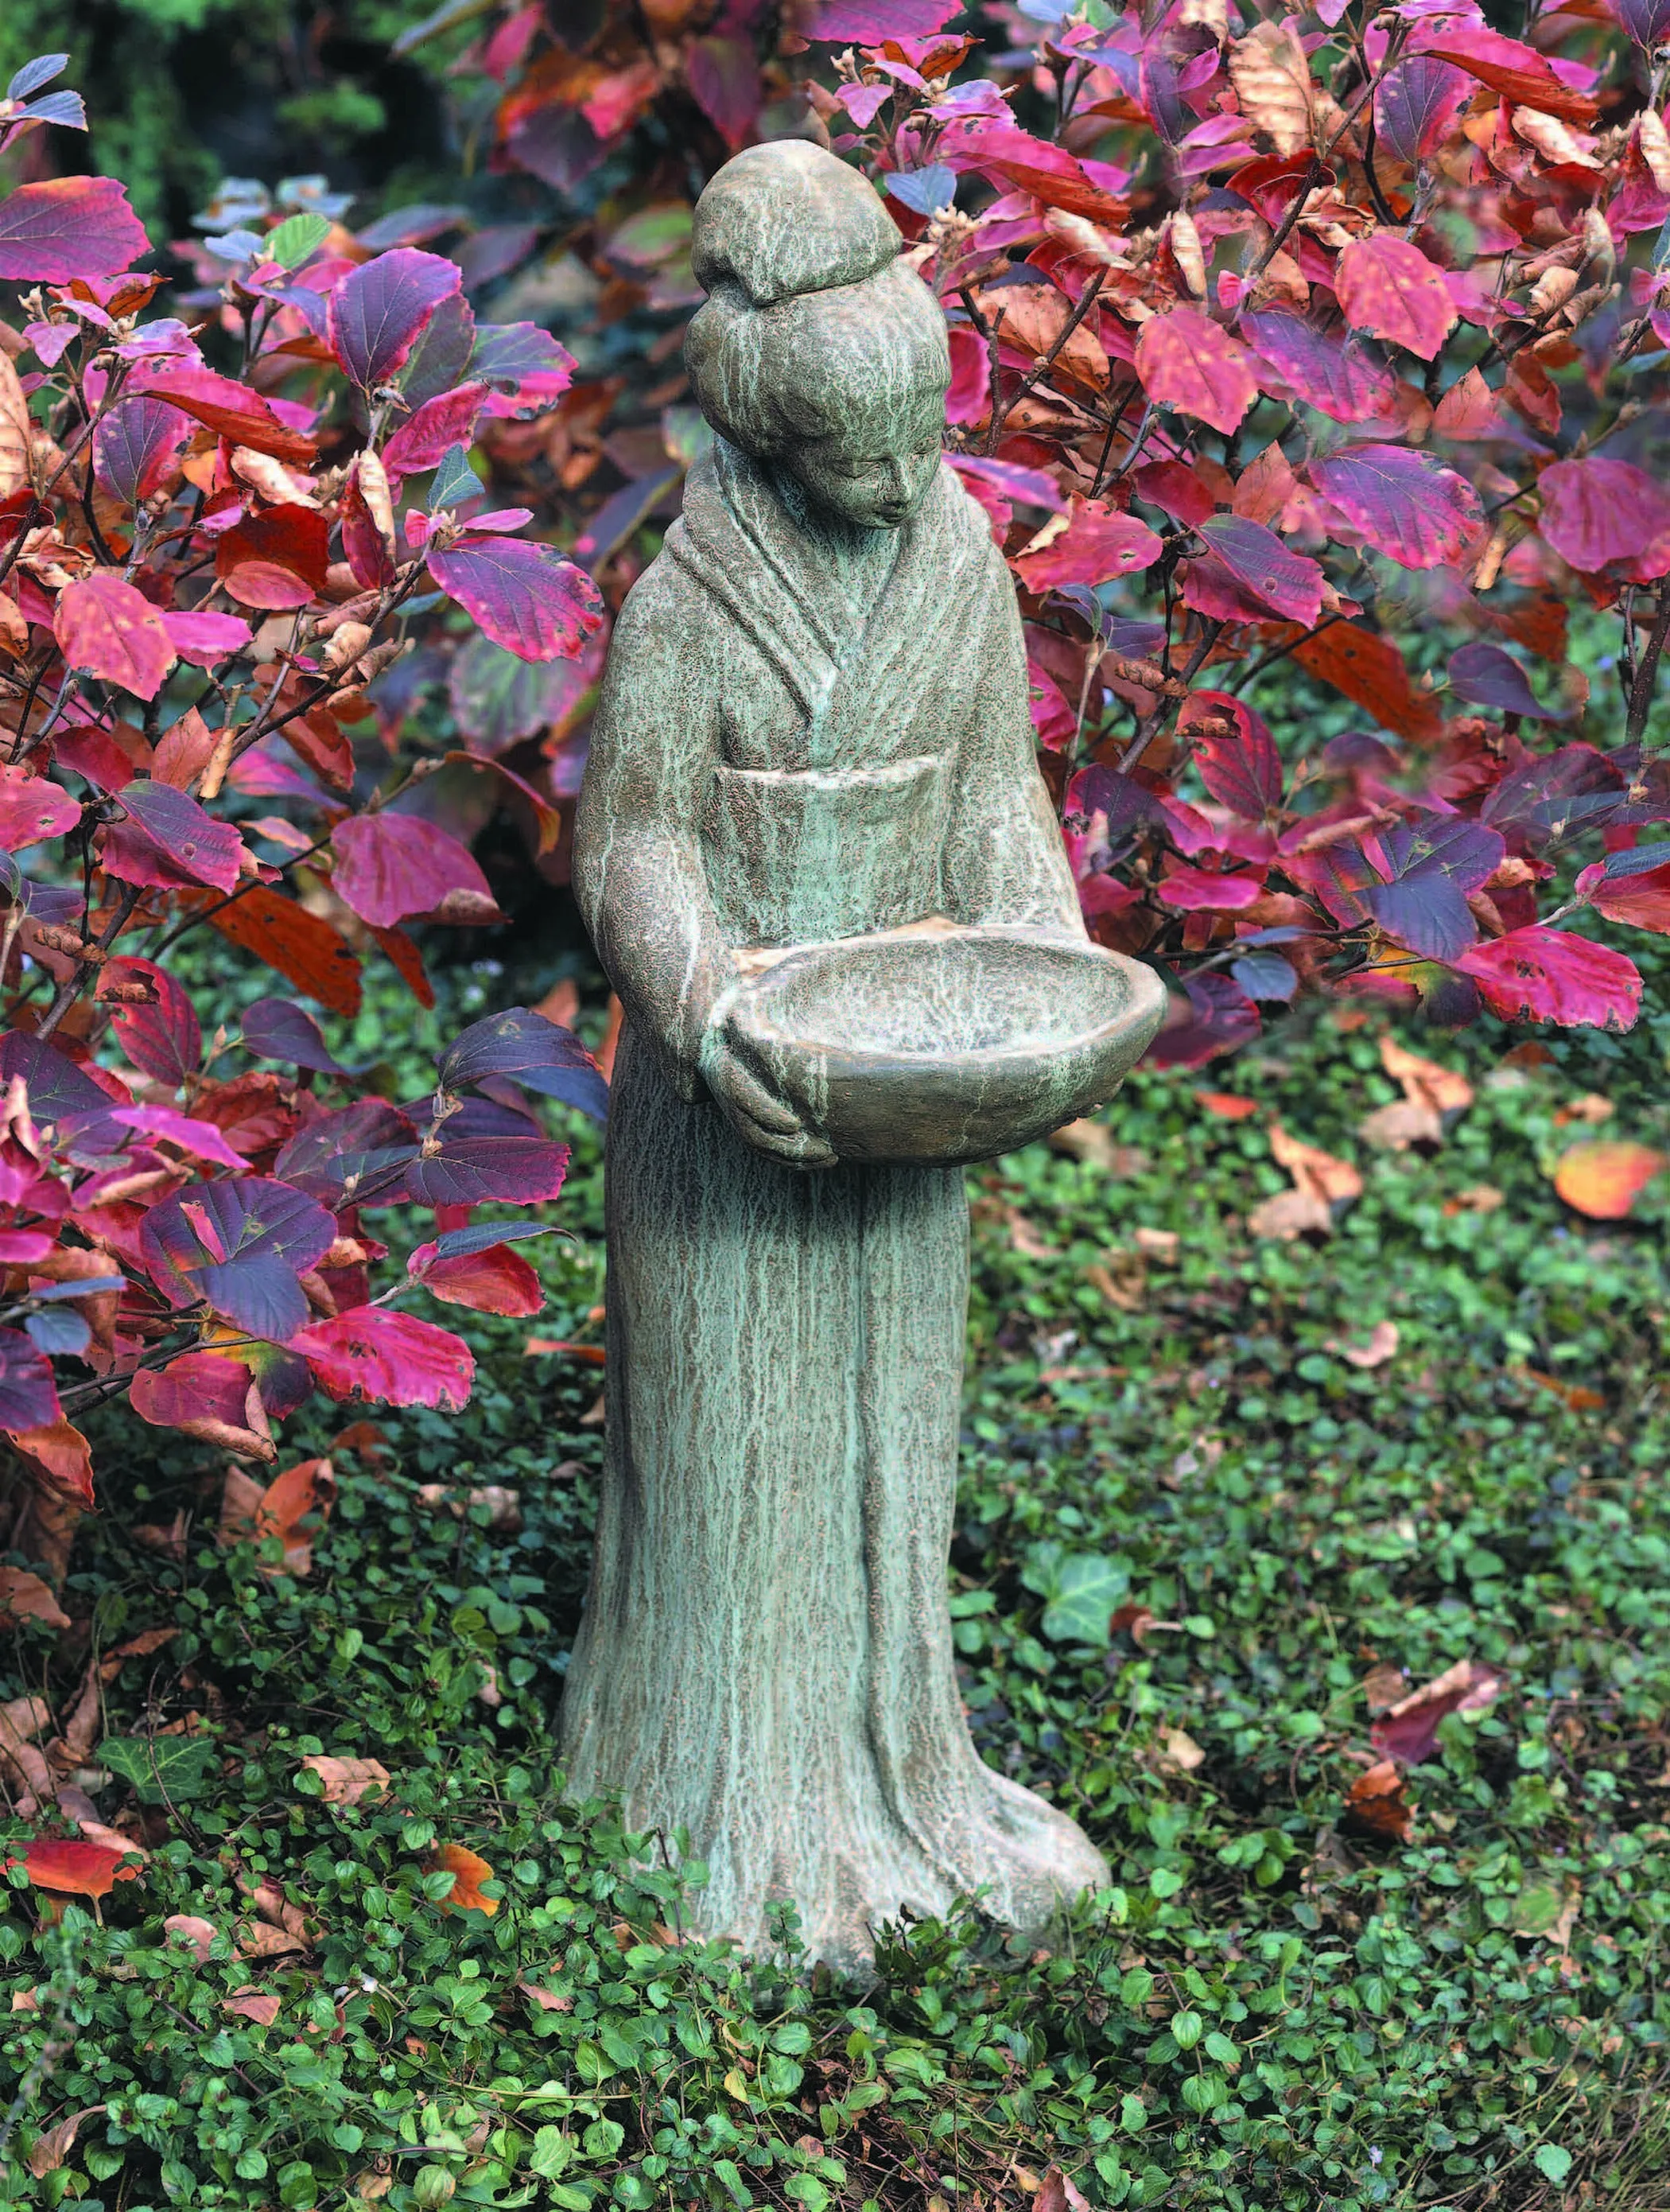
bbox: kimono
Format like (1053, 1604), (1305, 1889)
(564, 437), (1107, 1969)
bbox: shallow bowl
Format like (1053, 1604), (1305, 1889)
(722, 923), (1167, 1166)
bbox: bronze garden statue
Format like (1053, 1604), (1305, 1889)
(565, 139), (1165, 1972)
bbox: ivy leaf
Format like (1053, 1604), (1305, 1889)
(99, 1734), (221, 1803)
(264, 211), (329, 268)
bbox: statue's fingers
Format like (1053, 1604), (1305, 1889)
(715, 1055), (802, 1133)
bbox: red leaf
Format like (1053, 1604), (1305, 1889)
(382, 383), (489, 481)
(1371, 1657), (1503, 1765)
(55, 573), (175, 702)
(1241, 311), (1396, 425)
(1456, 927), (1642, 1030)
(128, 366), (317, 466)
(24, 1837), (142, 1899)
(6, 1416), (88, 1503)
(1190, 515), (1323, 624)
(92, 397), (190, 507)
(103, 781), (244, 895)
(1012, 498), (1163, 592)
(426, 533), (604, 663)
(1135, 308), (1258, 434)
(409, 1240), (545, 1316)
(161, 610), (253, 668)
(290, 1308), (476, 1411)
(332, 814), (497, 930)
(0, 765), (79, 851)
(1144, 974), (1261, 1069)
(1552, 1138), (1667, 1219)
(215, 507), (331, 611)
(948, 125), (1130, 225)
(1334, 236), (1457, 361)
(98, 956), (201, 1086)
(130, 1349), (254, 1433)
(204, 886), (363, 1017)
(1308, 445), (1482, 570)
(1417, 24), (1598, 125)
(329, 248), (462, 389)
(1179, 691), (1283, 816)
(1537, 458), (1670, 584)
(1577, 849), (1670, 932)
(1288, 622), (1443, 743)
(0, 178), (148, 283)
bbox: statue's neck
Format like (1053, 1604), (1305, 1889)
(764, 461), (899, 620)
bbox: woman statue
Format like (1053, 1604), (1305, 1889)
(565, 138), (1114, 1972)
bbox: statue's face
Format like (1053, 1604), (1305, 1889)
(784, 389), (944, 531)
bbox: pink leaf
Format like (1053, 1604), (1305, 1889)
(130, 1349), (253, 1433)
(382, 383), (489, 482)
(161, 611), (253, 668)
(1240, 311), (1396, 424)
(426, 534), (604, 663)
(329, 248), (462, 390)
(1011, 498), (1163, 592)
(1334, 236), (1457, 361)
(1155, 864), (1264, 910)
(332, 814), (497, 930)
(808, 0), (964, 37)
(1135, 308), (1258, 434)
(1190, 515), (1323, 623)
(102, 781), (245, 895)
(55, 572), (175, 702)
(290, 1308), (476, 1411)
(1456, 927), (1642, 1029)
(1537, 458), (1670, 583)
(126, 365), (317, 466)
(111, 1106), (247, 1169)
(0, 765), (79, 851)
(0, 177), (148, 283)
(1373, 57), (1470, 165)
(687, 35), (761, 150)
(1308, 445), (1482, 570)
(1415, 22), (1598, 125)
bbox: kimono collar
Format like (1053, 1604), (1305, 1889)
(668, 439), (988, 764)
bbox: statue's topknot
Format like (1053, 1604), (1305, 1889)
(690, 140), (899, 309)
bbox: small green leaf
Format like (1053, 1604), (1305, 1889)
(1039, 1552), (1130, 1644)
(266, 212), (330, 268)
(1535, 2145), (1574, 2186)
(1171, 2007), (1203, 2050)
(430, 444), (484, 511)
(1120, 2092), (1148, 2133)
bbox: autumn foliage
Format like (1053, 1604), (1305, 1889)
(464, 0), (1670, 1071)
(0, 58), (606, 1518)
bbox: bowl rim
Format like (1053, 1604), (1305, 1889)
(720, 922), (1167, 1077)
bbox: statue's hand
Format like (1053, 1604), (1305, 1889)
(701, 1035), (837, 1168)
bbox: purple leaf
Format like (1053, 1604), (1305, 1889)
(440, 1006), (608, 1122)
(101, 955), (202, 1087)
(1192, 515), (1325, 624)
(807, 0), (963, 37)
(242, 997), (350, 1076)
(1373, 58), (1470, 164)
(1241, 312), (1396, 425)
(470, 321), (575, 397)
(1230, 950), (1299, 1000)
(382, 382), (489, 482)
(11, 91), (87, 134)
(92, 397), (190, 508)
(430, 1220), (559, 1261)
(274, 1100), (418, 1208)
(1308, 444), (1482, 570)
(140, 1176), (337, 1342)
(1182, 692), (1284, 818)
(401, 292), (477, 408)
(7, 54), (69, 101)
(426, 533), (604, 663)
(0, 1031), (118, 1127)
(355, 203), (468, 251)
(1447, 641), (1567, 721)
(328, 247), (462, 391)
(1358, 814), (1506, 961)
(1613, 0), (1670, 46)
(0, 177), (148, 283)
(403, 1135), (572, 1208)
(885, 165), (957, 216)
(1144, 974), (1262, 1069)
(332, 813), (498, 931)
(103, 781), (244, 896)
(0, 1328), (62, 1433)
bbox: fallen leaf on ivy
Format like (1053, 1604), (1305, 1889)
(435, 1841), (499, 1915)
(24, 1836), (142, 1899)
(223, 1987), (282, 2025)
(1552, 1092), (1614, 1126)
(1325, 1320), (1399, 1369)
(1444, 1184), (1504, 1215)
(26, 2104), (106, 2179)
(1371, 1658), (1503, 1765)
(1342, 1759), (1414, 1843)
(163, 1914), (218, 1963)
(1194, 1090), (1260, 1119)
(1517, 1367), (1606, 1413)
(1156, 1728), (1206, 1773)
(0, 1567), (70, 1630)
(1036, 2167), (1093, 2212)
(518, 1980), (575, 2012)
(237, 1920), (309, 1958)
(1552, 1140), (1667, 1219)
(1250, 1125), (1361, 1238)
(301, 1755), (390, 1805)
(1362, 1663), (1408, 1713)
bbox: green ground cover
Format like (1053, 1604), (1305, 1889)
(4, 927), (1669, 2212)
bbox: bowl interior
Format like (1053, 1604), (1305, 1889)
(738, 930), (1145, 1064)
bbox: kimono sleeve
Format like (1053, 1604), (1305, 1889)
(573, 562), (734, 1097)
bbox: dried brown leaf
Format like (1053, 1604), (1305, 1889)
(27, 2105), (105, 2179)
(301, 1755), (390, 1806)
(1229, 21), (1315, 155)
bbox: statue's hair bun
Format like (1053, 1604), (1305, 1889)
(691, 141), (899, 309)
